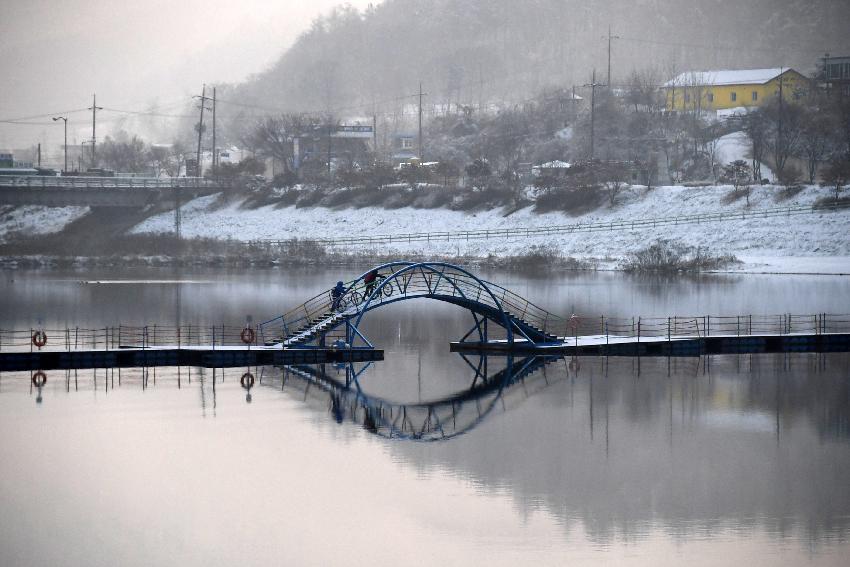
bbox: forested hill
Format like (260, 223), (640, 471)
(223, 0), (849, 120)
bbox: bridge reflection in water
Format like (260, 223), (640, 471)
(261, 354), (565, 441)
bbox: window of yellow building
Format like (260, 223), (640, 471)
(752, 91), (758, 101)
(707, 93), (714, 103)
(731, 92), (737, 102)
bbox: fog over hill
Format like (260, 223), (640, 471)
(216, 0), (849, 132)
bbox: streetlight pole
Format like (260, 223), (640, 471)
(52, 116), (68, 173)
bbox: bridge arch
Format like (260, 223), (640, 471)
(347, 261), (515, 344)
(260, 262), (562, 348)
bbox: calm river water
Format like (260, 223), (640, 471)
(1, 267), (849, 566)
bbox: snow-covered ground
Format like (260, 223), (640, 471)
(130, 184), (850, 274)
(0, 205), (89, 243)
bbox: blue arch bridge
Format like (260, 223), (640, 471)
(259, 261), (850, 357)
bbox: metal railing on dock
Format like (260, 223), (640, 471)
(0, 324), (264, 353)
(565, 313), (850, 340)
(2, 314), (849, 355)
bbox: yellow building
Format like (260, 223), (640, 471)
(664, 68), (809, 112)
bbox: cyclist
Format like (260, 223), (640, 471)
(363, 268), (384, 297)
(331, 281), (346, 310)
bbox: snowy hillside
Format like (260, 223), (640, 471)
(130, 184), (850, 273)
(0, 205), (89, 243)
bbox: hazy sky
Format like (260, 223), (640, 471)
(0, 0), (377, 150)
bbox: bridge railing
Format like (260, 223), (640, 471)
(0, 177), (219, 190)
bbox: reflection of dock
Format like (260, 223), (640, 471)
(0, 346), (382, 372)
(451, 333), (850, 357)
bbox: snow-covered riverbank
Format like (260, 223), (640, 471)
(127, 184), (850, 274)
(0, 205), (89, 243)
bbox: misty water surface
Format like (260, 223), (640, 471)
(0, 267), (848, 566)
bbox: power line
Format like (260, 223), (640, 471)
(100, 107), (194, 119)
(0, 108), (89, 124)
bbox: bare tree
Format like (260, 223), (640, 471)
(822, 156), (850, 202)
(149, 140), (188, 177)
(760, 99), (805, 179)
(799, 104), (837, 183)
(625, 67), (662, 115)
(247, 114), (318, 175)
(99, 131), (149, 173)
(744, 109), (769, 182)
(720, 159), (753, 205)
(600, 161), (629, 205)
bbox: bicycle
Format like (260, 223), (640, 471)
(365, 276), (394, 300)
(331, 289), (364, 313)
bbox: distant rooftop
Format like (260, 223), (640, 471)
(664, 68), (797, 87)
(535, 160), (571, 169)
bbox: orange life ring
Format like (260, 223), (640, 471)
(32, 370), (47, 387)
(240, 372), (255, 389)
(32, 330), (48, 348)
(240, 327), (255, 344)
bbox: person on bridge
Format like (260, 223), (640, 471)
(363, 269), (384, 297)
(331, 281), (347, 310)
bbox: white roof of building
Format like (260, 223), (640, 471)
(535, 160), (571, 169)
(664, 68), (793, 87)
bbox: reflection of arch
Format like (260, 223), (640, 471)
(273, 355), (560, 441)
(260, 262), (562, 348)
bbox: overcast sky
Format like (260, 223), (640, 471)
(0, 0), (377, 150)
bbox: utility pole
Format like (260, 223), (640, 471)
(418, 82), (425, 161)
(327, 122), (333, 177)
(193, 84), (210, 178)
(52, 116), (68, 173)
(372, 114), (377, 155)
(212, 87), (217, 180)
(185, 84), (211, 239)
(37, 143), (41, 168)
(778, 66), (784, 169)
(605, 25), (620, 89)
(88, 94), (102, 168)
(571, 85), (577, 122)
(583, 69), (606, 160)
